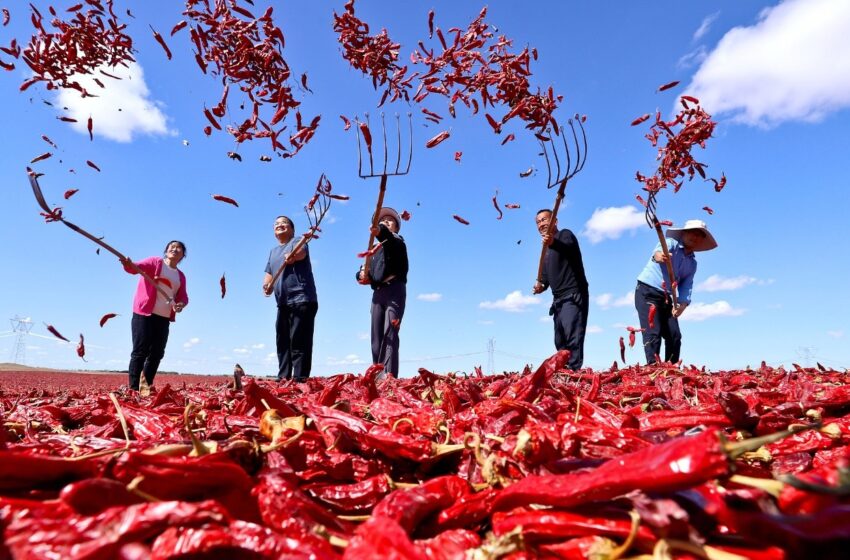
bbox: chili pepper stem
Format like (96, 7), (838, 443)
(327, 535), (349, 548)
(184, 403), (210, 457)
(433, 442), (466, 456)
(728, 475), (784, 498)
(126, 475), (161, 503)
(337, 514), (370, 521)
(607, 511), (642, 560)
(391, 417), (414, 431)
(108, 392), (131, 449)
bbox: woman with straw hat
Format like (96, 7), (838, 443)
(634, 219), (717, 364)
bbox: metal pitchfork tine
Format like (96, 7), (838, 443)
(354, 112), (413, 283)
(535, 115), (588, 284)
(27, 172), (174, 303)
(268, 174), (334, 287)
(644, 189), (679, 307)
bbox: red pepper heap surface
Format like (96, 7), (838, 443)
(1, 356), (850, 559)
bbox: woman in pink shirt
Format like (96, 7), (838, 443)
(122, 241), (189, 392)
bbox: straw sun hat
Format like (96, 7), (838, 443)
(377, 207), (402, 230)
(665, 219), (718, 252)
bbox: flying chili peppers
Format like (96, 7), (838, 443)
(425, 130), (450, 148)
(45, 323), (70, 342)
(400, 210), (411, 221)
(657, 80), (681, 92)
(333, 0), (414, 106)
(452, 214), (470, 225)
(619, 336), (626, 362)
(220, 273), (226, 299)
(211, 194), (239, 207)
(340, 115), (352, 131)
(21, 0), (134, 96)
(63, 189), (79, 199)
(492, 191), (503, 220)
(76, 334), (86, 361)
(99, 313), (117, 327)
(703, 206), (714, 215)
(454, 151), (462, 162)
(86, 160), (101, 172)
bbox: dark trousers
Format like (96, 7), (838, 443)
(128, 313), (170, 390)
(371, 282), (406, 377)
(635, 281), (682, 364)
(276, 301), (318, 381)
(552, 291), (589, 370)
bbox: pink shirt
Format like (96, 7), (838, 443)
(124, 256), (189, 321)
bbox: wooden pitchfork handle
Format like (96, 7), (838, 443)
(652, 219), (679, 308)
(360, 174), (388, 284)
(28, 173), (173, 303)
(536, 179), (567, 283)
(269, 233), (311, 287)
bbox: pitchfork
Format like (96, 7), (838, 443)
(354, 112), (413, 282)
(267, 174), (334, 287)
(644, 190), (679, 307)
(535, 116), (588, 283)
(27, 172), (173, 303)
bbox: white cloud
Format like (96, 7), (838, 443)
(251, 343), (266, 350)
(693, 12), (720, 41)
(594, 291), (634, 310)
(678, 46), (709, 70)
(356, 332), (369, 341)
(265, 352), (277, 363)
(827, 330), (845, 339)
(587, 325), (604, 334)
(183, 337), (201, 349)
(696, 274), (757, 292)
(479, 290), (542, 313)
(679, 300), (746, 321)
(539, 315), (550, 323)
(327, 354), (366, 366)
(686, 0), (850, 127)
(56, 62), (174, 142)
(417, 293), (443, 302)
(233, 348), (250, 355)
(582, 206), (646, 243)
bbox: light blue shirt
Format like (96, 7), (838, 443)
(636, 238), (697, 304)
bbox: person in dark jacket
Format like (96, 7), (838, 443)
(532, 209), (589, 370)
(356, 207), (408, 377)
(263, 215), (318, 382)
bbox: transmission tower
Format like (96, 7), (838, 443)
(796, 346), (816, 368)
(9, 316), (34, 365)
(487, 338), (495, 375)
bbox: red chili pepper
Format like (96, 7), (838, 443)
(485, 113), (501, 133)
(170, 20), (187, 36)
(30, 152), (52, 163)
(681, 94), (700, 104)
(340, 115), (351, 131)
(492, 191), (503, 220)
(428, 9), (435, 38)
(504, 203), (520, 209)
(703, 206), (714, 215)
(454, 151), (462, 162)
(359, 122), (372, 154)
(501, 133), (515, 145)
(1, 8), (8, 26)
(648, 303), (656, 329)
(86, 160), (101, 172)
(657, 80), (680, 92)
(76, 334), (86, 361)
(426, 130), (450, 148)
(40, 135), (57, 148)
(400, 210), (411, 221)
(63, 189), (79, 199)
(57, 116), (77, 123)
(628, 330), (636, 348)
(219, 273), (226, 299)
(452, 214), (470, 225)
(87, 116), (93, 141)
(619, 336), (625, 362)
(212, 194), (239, 207)
(203, 107), (222, 130)
(45, 323), (70, 342)
(150, 25), (172, 60)
(519, 167), (534, 178)
(631, 113), (651, 126)
(99, 313), (118, 327)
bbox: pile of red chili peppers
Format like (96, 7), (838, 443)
(20, 0), (135, 96)
(2, 353), (849, 559)
(181, 0), (317, 157)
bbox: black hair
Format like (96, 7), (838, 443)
(275, 215), (295, 232)
(164, 240), (187, 258)
(536, 209), (553, 217)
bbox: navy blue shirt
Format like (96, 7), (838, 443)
(366, 224), (408, 288)
(541, 228), (588, 300)
(265, 239), (318, 306)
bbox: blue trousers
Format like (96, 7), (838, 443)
(371, 282), (406, 377)
(635, 281), (682, 364)
(551, 291), (588, 370)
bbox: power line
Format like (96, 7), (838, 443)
(9, 316), (34, 365)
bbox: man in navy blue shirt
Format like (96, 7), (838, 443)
(533, 209), (589, 370)
(263, 215), (319, 382)
(635, 219), (717, 364)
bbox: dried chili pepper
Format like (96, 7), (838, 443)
(212, 194), (239, 207)
(86, 160), (101, 172)
(340, 115), (352, 131)
(400, 210), (411, 221)
(30, 152), (52, 163)
(220, 273), (226, 299)
(657, 80), (680, 92)
(648, 303), (657, 329)
(99, 312), (118, 327)
(519, 167), (534, 178)
(76, 334), (86, 361)
(359, 121), (373, 154)
(619, 336), (626, 362)
(452, 214), (470, 225)
(492, 191), (503, 220)
(63, 189), (79, 199)
(426, 129), (450, 148)
(702, 206), (714, 215)
(45, 323), (70, 342)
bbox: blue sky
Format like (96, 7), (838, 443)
(1, 0), (848, 376)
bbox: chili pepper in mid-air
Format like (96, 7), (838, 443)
(492, 191), (503, 220)
(63, 189), (79, 199)
(426, 130), (450, 148)
(657, 80), (680, 92)
(400, 210), (411, 221)
(227, 152), (242, 162)
(359, 122), (372, 154)
(57, 116), (78, 123)
(76, 334), (86, 361)
(501, 133), (515, 145)
(41, 135), (57, 148)
(454, 151), (462, 162)
(631, 114), (650, 126)
(2, 8), (8, 26)
(45, 324), (70, 342)
(340, 115), (351, 131)
(87, 116), (93, 141)
(636, 194), (647, 207)
(30, 152), (52, 163)
(170, 20), (187, 35)
(452, 214), (470, 225)
(703, 206), (714, 215)
(357, 243), (382, 258)
(658, 220), (673, 226)
(619, 336), (625, 362)
(648, 303), (656, 329)
(219, 273), (226, 299)
(428, 9), (435, 38)
(519, 167), (534, 178)
(505, 203), (520, 210)
(711, 173), (727, 192)
(212, 194), (239, 207)
(300, 72), (311, 93)
(150, 25), (172, 60)
(681, 95), (700, 104)
(86, 160), (101, 172)
(259, 155), (272, 162)
(99, 313), (118, 327)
